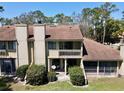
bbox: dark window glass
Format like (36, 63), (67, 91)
(11, 59), (16, 72)
(84, 61), (97, 73)
(73, 42), (81, 49)
(59, 42), (73, 49)
(59, 42), (63, 49)
(48, 42), (56, 49)
(64, 42), (73, 49)
(8, 42), (16, 50)
(0, 42), (6, 50)
(1, 59), (16, 74)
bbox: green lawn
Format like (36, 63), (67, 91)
(8, 77), (124, 91)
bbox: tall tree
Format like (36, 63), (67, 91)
(73, 2), (119, 43)
(0, 18), (13, 25)
(10, 10), (46, 25)
(122, 11), (124, 19)
(0, 6), (4, 22)
(45, 16), (54, 24)
(54, 13), (73, 24)
(100, 2), (119, 43)
(0, 6), (4, 12)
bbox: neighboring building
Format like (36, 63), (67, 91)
(0, 24), (123, 78)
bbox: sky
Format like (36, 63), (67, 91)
(0, 2), (123, 19)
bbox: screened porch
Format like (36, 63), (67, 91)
(83, 61), (119, 77)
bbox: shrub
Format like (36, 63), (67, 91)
(47, 71), (57, 82)
(69, 66), (85, 86)
(26, 65), (48, 85)
(16, 65), (29, 81)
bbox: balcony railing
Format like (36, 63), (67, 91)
(59, 50), (81, 56)
(0, 49), (7, 56)
(48, 49), (82, 58)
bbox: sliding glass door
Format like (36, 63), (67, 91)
(1, 59), (16, 75)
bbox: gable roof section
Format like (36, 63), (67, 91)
(83, 38), (122, 61)
(0, 24), (83, 41)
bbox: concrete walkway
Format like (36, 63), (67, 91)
(56, 72), (70, 81)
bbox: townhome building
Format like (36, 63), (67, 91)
(0, 24), (123, 78)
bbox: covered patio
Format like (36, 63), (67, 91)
(48, 58), (82, 75)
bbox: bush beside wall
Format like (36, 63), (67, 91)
(16, 65), (29, 81)
(26, 65), (48, 85)
(69, 66), (85, 86)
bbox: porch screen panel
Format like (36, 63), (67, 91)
(84, 61), (97, 75)
(99, 62), (117, 75)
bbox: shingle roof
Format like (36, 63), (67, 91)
(45, 25), (83, 40)
(0, 26), (16, 41)
(0, 24), (83, 41)
(83, 38), (122, 61)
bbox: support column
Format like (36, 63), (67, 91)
(64, 59), (67, 75)
(0, 61), (1, 76)
(80, 58), (87, 85)
(81, 43), (83, 56)
(48, 58), (51, 72)
(97, 61), (99, 77)
(56, 41), (59, 49)
(60, 59), (63, 70)
(15, 58), (18, 70)
(117, 62), (119, 76)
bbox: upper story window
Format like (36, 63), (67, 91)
(0, 42), (6, 50)
(59, 41), (81, 49)
(8, 41), (16, 51)
(48, 41), (56, 49)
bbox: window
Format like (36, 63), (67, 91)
(59, 42), (73, 49)
(64, 42), (73, 49)
(73, 42), (81, 49)
(48, 42), (56, 49)
(0, 42), (6, 50)
(8, 41), (16, 50)
(59, 42), (64, 49)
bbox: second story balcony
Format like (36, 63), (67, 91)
(0, 41), (16, 58)
(48, 49), (82, 58)
(47, 41), (83, 58)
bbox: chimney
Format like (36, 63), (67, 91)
(33, 24), (46, 65)
(15, 24), (29, 66)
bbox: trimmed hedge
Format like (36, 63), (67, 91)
(26, 65), (48, 85)
(69, 66), (85, 86)
(47, 71), (57, 82)
(16, 65), (29, 81)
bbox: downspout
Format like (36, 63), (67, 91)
(16, 41), (19, 68)
(24, 24), (34, 84)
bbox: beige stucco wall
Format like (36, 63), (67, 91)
(15, 24), (29, 66)
(33, 24), (46, 65)
(119, 44), (124, 75)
